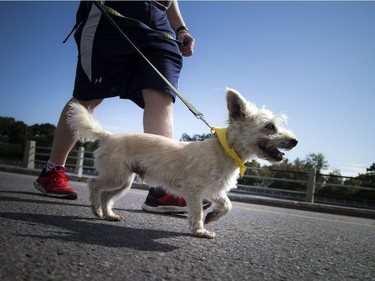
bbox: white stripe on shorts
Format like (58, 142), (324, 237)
(79, 4), (101, 83)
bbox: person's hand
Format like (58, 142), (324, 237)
(177, 32), (195, 57)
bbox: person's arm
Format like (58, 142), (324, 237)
(167, 0), (195, 57)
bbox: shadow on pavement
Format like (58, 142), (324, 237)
(0, 190), (89, 208)
(0, 211), (190, 252)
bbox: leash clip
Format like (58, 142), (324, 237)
(196, 114), (212, 130)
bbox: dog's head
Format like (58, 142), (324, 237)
(225, 88), (298, 163)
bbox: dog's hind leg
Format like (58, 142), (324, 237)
(204, 192), (232, 225)
(88, 177), (105, 218)
(101, 174), (135, 221)
(88, 171), (134, 220)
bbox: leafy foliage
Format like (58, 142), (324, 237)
(180, 132), (214, 141)
(0, 117), (30, 158)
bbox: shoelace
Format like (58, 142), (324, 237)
(52, 168), (69, 187)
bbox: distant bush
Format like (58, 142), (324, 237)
(0, 143), (23, 159)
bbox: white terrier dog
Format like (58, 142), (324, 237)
(67, 88), (297, 238)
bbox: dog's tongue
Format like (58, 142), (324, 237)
(270, 148), (285, 161)
(277, 151), (285, 161)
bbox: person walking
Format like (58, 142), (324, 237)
(34, 1), (210, 213)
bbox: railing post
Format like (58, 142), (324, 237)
(75, 146), (85, 177)
(22, 140), (36, 169)
(306, 167), (316, 203)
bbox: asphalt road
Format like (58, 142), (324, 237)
(0, 171), (374, 281)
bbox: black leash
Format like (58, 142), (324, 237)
(93, 1), (212, 129)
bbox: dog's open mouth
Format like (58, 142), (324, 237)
(258, 144), (285, 162)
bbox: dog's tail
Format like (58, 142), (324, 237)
(67, 102), (111, 142)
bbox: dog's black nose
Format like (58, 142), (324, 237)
(291, 139), (298, 147)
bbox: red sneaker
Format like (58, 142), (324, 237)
(34, 166), (77, 200)
(142, 187), (211, 214)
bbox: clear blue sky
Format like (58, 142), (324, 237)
(0, 1), (374, 177)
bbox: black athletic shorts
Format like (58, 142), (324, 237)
(72, 1), (183, 108)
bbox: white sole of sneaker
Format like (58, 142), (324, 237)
(141, 203), (188, 214)
(33, 181), (77, 199)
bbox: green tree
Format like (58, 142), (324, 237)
(265, 159), (308, 191)
(292, 157), (305, 171)
(304, 153), (329, 174)
(180, 132), (213, 141)
(0, 119), (29, 159)
(0, 117), (16, 136)
(326, 169), (343, 185)
(9, 121), (29, 145)
(29, 123), (56, 147)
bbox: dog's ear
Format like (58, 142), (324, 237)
(226, 88), (249, 122)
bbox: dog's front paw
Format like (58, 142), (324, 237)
(195, 229), (216, 239)
(105, 214), (123, 222)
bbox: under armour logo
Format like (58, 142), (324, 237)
(94, 77), (103, 84)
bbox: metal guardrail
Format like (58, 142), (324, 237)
(22, 140), (374, 208)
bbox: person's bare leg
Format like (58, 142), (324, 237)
(141, 89), (211, 212)
(49, 98), (103, 165)
(142, 89), (174, 138)
(35, 98), (103, 199)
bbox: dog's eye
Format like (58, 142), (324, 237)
(265, 123), (276, 131)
